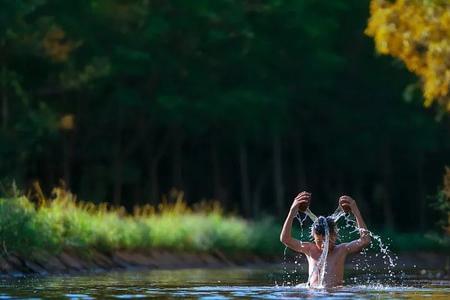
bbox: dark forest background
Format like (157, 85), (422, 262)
(0, 0), (449, 232)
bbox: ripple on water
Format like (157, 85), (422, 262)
(65, 294), (94, 299)
(0, 268), (449, 299)
(113, 295), (147, 299)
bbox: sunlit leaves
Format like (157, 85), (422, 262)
(41, 25), (81, 62)
(59, 114), (75, 131)
(366, 0), (450, 111)
(0, 188), (279, 254)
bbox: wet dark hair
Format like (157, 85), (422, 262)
(312, 216), (336, 236)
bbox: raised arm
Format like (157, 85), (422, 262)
(340, 196), (371, 254)
(280, 191), (314, 254)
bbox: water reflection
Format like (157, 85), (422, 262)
(0, 268), (449, 299)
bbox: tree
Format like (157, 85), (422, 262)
(366, 0), (450, 112)
(366, 0), (450, 230)
(1, 0), (449, 231)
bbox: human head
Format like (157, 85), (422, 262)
(311, 216), (337, 250)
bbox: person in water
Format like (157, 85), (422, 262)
(280, 192), (371, 288)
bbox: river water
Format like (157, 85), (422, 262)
(0, 267), (449, 299)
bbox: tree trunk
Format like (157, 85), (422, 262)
(62, 133), (72, 187)
(381, 145), (395, 229)
(417, 151), (426, 231)
(1, 67), (8, 130)
(273, 135), (284, 216)
(150, 161), (159, 204)
(147, 129), (170, 204)
(112, 115), (124, 206)
(238, 141), (251, 216)
(294, 132), (307, 190)
(112, 153), (123, 206)
(252, 166), (270, 218)
(354, 178), (370, 224)
(172, 127), (184, 190)
(211, 137), (227, 203)
(111, 109), (146, 207)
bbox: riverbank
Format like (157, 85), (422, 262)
(0, 249), (278, 278)
(0, 189), (280, 258)
(1, 249), (448, 279)
(1, 188), (449, 278)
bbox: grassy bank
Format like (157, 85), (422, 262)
(0, 188), (448, 258)
(0, 188), (280, 257)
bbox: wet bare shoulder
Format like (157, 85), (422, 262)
(334, 244), (350, 256)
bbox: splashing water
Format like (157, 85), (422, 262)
(294, 209), (330, 287)
(337, 211), (398, 283)
(337, 207), (399, 285)
(280, 209), (317, 286)
(329, 206), (346, 223)
(308, 218), (329, 288)
(284, 205), (399, 288)
(295, 211), (310, 228)
(303, 208), (318, 222)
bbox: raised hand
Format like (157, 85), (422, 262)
(339, 195), (357, 213)
(291, 191), (311, 213)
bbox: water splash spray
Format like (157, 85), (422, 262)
(329, 206), (346, 223)
(303, 208), (318, 223)
(284, 204), (398, 288)
(279, 209), (318, 286)
(307, 217), (330, 287)
(289, 210), (330, 288)
(334, 207), (399, 285)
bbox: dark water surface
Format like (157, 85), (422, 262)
(0, 267), (449, 299)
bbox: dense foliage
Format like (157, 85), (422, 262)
(0, 188), (279, 255)
(434, 167), (450, 234)
(0, 189), (447, 257)
(366, 0), (450, 232)
(0, 0), (449, 232)
(366, 0), (450, 112)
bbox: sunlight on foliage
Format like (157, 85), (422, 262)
(59, 114), (75, 130)
(41, 26), (81, 63)
(0, 186), (278, 255)
(366, 0), (450, 111)
(0, 185), (447, 257)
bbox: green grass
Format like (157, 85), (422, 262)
(0, 188), (281, 256)
(0, 188), (448, 258)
